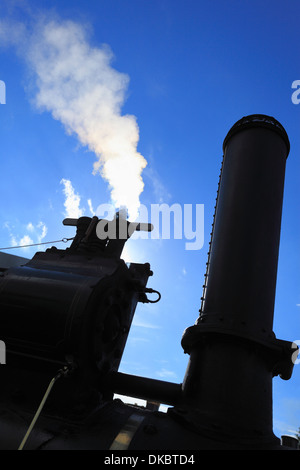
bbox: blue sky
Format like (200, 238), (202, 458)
(0, 0), (299, 439)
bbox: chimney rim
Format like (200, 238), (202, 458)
(223, 114), (290, 157)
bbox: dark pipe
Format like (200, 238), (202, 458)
(109, 371), (182, 407)
(181, 115), (293, 444)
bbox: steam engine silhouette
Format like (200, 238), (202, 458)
(0, 115), (298, 450)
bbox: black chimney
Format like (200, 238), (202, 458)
(181, 115), (295, 446)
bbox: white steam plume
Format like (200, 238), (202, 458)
(2, 17), (147, 219)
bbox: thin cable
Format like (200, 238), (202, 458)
(18, 370), (64, 450)
(0, 237), (74, 251)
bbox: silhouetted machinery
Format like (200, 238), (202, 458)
(0, 115), (298, 450)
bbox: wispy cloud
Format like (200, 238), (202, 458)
(144, 165), (171, 204)
(3, 220), (48, 252)
(60, 178), (84, 218)
(35, 221), (47, 243)
(87, 198), (95, 216)
(155, 368), (178, 380)
(26, 222), (34, 232)
(132, 318), (161, 329)
(11, 234), (33, 249)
